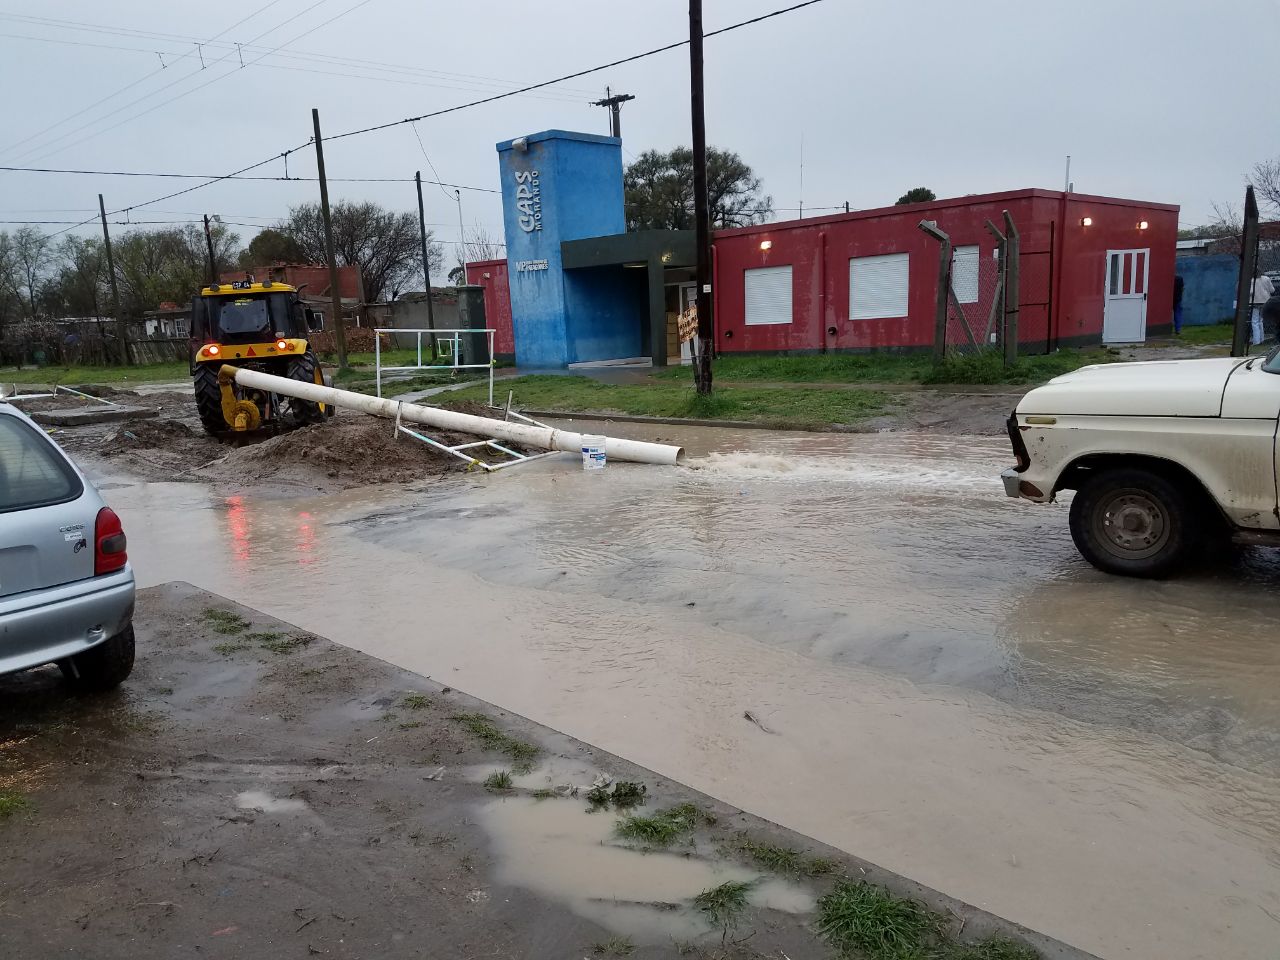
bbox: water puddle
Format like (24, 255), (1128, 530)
(477, 797), (813, 942)
(234, 790), (308, 814)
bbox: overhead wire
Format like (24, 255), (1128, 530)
(36, 0), (828, 237)
(0, 163), (498, 193)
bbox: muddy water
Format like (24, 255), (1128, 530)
(98, 424), (1280, 960)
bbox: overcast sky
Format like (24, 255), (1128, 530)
(1, 0), (1274, 257)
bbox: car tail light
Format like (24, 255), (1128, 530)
(95, 507), (127, 575)
(205, 344), (221, 357)
(276, 339), (289, 351)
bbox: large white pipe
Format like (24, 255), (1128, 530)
(224, 365), (686, 466)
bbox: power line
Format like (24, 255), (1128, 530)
(0, 0), (289, 161)
(38, 0), (828, 236)
(0, 163), (499, 193)
(326, 0), (828, 143)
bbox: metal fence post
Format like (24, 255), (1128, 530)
(1002, 210), (1020, 366)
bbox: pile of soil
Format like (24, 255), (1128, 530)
(197, 416), (483, 490)
(103, 418), (197, 451)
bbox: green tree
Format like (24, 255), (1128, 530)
(895, 187), (936, 205)
(279, 201), (437, 302)
(239, 227), (306, 269)
(624, 147), (772, 231)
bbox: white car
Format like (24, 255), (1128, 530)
(1002, 352), (1280, 577)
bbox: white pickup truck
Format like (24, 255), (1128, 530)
(1002, 352), (1280, 577)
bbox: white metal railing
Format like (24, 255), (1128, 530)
(374, 327), (496, 405)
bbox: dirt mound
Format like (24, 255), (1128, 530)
(103, 418), (196, 453)
(198, 416), (468, 489)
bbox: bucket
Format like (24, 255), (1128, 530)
(581, 435), (607, 471)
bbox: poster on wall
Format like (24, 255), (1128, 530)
(677, 304), (698, 343)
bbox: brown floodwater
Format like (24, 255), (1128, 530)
(94, 422), (1280, 960)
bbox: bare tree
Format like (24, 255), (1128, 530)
(12, 226), (52, 319)
(1250, 157), (1280, 217)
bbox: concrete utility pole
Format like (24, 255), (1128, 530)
(592, 87), (636, 139)
(414, 171), (438, 360)
(202, 214), (218, 284)
(311, 107), (348, 371)
(689, 0), (713, 395)
(98, 193), (128, 365)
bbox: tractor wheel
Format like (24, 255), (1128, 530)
(193, 363), (226, 435)
(285, 351), (326, 427)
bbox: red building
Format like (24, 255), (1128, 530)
(221, 262), (365, 301)
(473, 187), (1178, 361)
(715, 189), (1177, 354)
(465, 259), (516, 360)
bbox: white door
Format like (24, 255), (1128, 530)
(679, 283), (696, 363)
(1102, 248), (1149, 343)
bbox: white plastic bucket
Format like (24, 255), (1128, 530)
(581, 435), (607, 471)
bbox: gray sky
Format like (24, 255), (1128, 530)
(1, 0), (1274, 254)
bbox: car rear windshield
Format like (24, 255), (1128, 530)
(0, 413), (82, 513)
(213, 296), (270, 335)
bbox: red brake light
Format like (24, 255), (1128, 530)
(95, 507), (127, 575)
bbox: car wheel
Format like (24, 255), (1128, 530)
(1068, 468), (1199, 578)
(193, 364), (226, 435)
(59, 624), (136, 693)
(285, 351), (326, 427)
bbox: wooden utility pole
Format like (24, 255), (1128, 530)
(591, 87), (636, 139)
(1232, 185), (1260, 358)
(312, 107), (348, 370)
(98, 193), (128, 365)
(689, 0), (713, 395)
(1002, 210), (1020, 366)
(202, 214), (218, 284)
(414, 171), (438, 361)
(918, 219), (952, 362)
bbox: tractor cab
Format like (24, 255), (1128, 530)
(189, 279), (331, 435)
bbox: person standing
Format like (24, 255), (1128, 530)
(1252, 269), (1276, 345)
(1173, 274), (1184, 334)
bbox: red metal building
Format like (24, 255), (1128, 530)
(465, 258), (516, 360)
(472, 188), (1177, 360)
(715, 189), (1178, 354)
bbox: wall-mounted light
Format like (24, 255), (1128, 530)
(512, 136), (528, 152)
(660, 251), (673, 263)
(1079, 216), (1093, 227)
(483, 272), (491, 279)
(759, 240), (773, 251)
(1137, 220), (1149, 230)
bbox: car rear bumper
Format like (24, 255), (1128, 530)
(0, 569), (135, 677)
(1001, 467), (1022, 498)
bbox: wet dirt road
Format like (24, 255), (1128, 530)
(94, 423), (1280, 960)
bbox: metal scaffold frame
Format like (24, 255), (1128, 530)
(392, 392), (560, 472)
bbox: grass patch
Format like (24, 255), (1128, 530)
(532, 788), (556, 800)
(615, 802), (709, 846)
(730, 833), (836, 878)
(654, 352), (932, 384)
(948, 938), (1040, 960)
(593, 935), (636, 956)
(201, 608), (250, 635)
(397, 720), (424, 730)
(816, 880), (939, 959)
(0, 361), (190, 385)
(0, 790), (29, 819)
(1174, 322), (1233, 346)
(693, 880), (752, 935)
(401, 693), (432, 710)
(450, 713), (539, 773)
(444, 375), (886, 428)
(919, 348), (1117, 386)
(587, 780), (647, 811)
(483, 770), (513, 792)
(212, 639), (252, 655)
(253, 632), (313, 654)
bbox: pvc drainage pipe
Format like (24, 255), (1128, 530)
(223, 365), (686, 466)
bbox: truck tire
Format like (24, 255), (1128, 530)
(285, 351), (325, 427)
(193, 363), (225, 435)
(60, 624), (136, 693)
(1068, 468), (1199, 578)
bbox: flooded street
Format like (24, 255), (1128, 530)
(96, 423), (1280, 960)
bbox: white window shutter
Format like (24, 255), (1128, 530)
(952, 245), (979, 303)
(744, 266), (793, 325)
(850, 253), (910, 319)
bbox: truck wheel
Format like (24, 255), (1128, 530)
(1068, 468), (1199, 578)
(59, 624), (136, 693)
(285, 351), (325, 427)
(193, 364), (226, 435)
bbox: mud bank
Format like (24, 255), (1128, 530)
(0, 585), (1080, 960)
